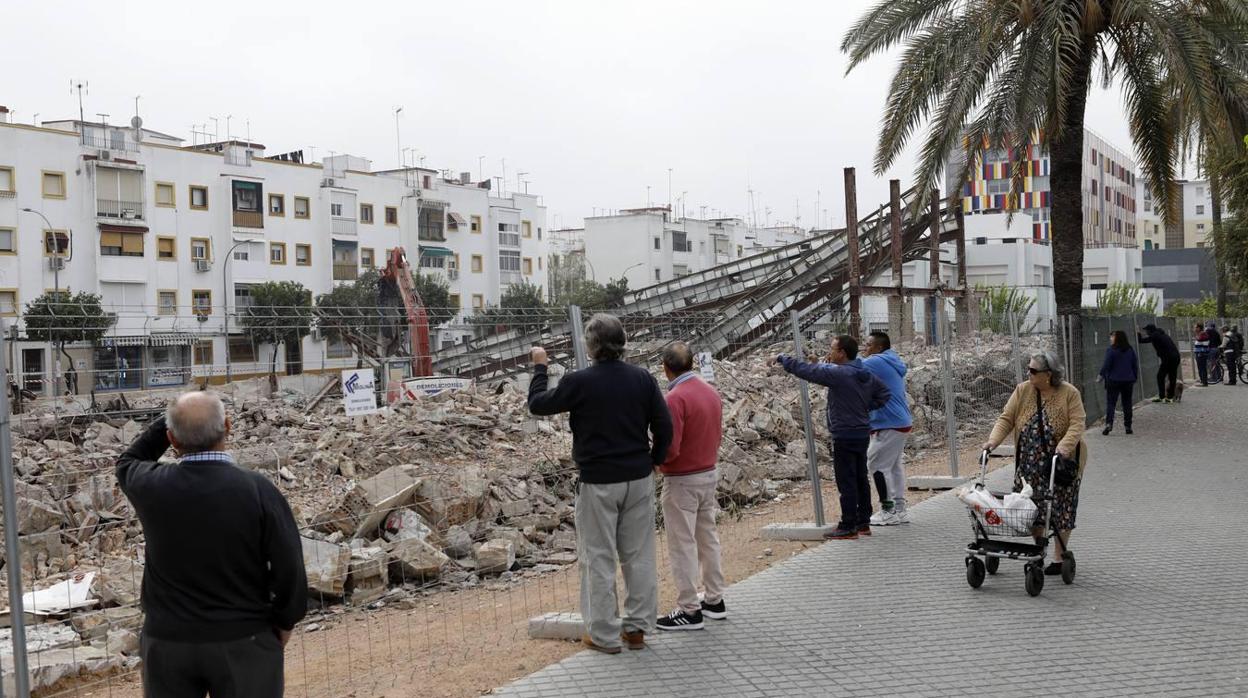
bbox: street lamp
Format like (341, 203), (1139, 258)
(222, 239), (249, 383)
(623, 261), (646, 287)
(20, 208), (71, 397)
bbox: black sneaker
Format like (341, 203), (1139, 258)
(824, 527), (859, 540)
(656, 608), (704, 631)
(700, 599), (727, 620)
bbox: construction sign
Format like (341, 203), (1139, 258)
(341, 368), (379, 416)
(696, 352), (716, 383)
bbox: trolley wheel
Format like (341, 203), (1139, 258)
(985, 556), (1000, 575)
(1024, 564), (1044, 597)
(966, 557), (986, 589)
(1061, 551), (1076, 585)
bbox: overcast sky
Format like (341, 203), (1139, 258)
(7, 0), (1136, 230)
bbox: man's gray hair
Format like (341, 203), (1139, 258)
(662, 341), (694, 374)
(584, 313), (626, 362)
(1031, 351), (1064, 387)
(167, 392), (228, 453)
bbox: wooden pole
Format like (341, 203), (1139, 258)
(928, 189), (942, 342)
(845, 168), (861, 338)
(888, 180), (907, 342)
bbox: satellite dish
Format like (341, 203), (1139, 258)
(130, 115), (143, 129)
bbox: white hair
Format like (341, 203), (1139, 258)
(1030, 351), (1064, 387)
(167, 392), (227, 453)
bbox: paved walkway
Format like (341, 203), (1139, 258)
(494, 383), (1248, 697)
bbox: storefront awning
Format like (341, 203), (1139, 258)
(419, 245), (454, 258)
(448, 212), (467, 227)
(149, 333), (198, 347)
(97, 335), (147, 348)
(99, 223), (149, 233)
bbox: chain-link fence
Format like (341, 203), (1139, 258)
(0, 301), (1201, 696)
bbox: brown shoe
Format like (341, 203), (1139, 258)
(621, 630), (645, 650)
(582, 634), (622, 654)
(856, 525), (872, 536)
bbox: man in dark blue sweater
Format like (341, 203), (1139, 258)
(779, 335), (890, 540)
(528, 313), (672, 653)
(117, 391), (306, 697)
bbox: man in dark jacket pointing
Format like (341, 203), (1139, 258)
(779, 335), (890, 540)
(1138, 324), (1181, 402)
(118, 391), (306, 697)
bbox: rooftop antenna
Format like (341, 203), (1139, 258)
(245, 119), (250, 143)
(795, 197), (801, 228)
(307, 146), (317, 162)
(32, 113), (39, 126)
(134, 95), (141, 121)
(394, 106), (404, 179)
(225, 115), (232, 141)
(210, 117), (219, 141)
(501, 158), (507, 197)
(96, 113), (109, 126)
(70, 80), (88, 124)
(478, 155), (485, 182)
(815, 189), (821, 228)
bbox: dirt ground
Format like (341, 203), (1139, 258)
(42, 451), (1004, 698)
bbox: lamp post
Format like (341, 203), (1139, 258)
(222, 240), (248, 383)
(21, 208), (68, 397)
(623, 261), (645, 287)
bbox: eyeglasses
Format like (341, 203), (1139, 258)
(1027, 367), (1050, 375)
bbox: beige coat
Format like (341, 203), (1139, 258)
(988, 381), (1089, 472)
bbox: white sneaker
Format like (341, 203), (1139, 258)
(869, 509), (901, 526)
(894, 509), (911, 524)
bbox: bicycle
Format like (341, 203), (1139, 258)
(1208, 348), (1225, 384)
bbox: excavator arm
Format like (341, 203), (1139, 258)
(381, 247), (433, 377)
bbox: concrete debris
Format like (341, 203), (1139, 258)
(474, 539), (516, 576)
(302, 537), (351, 598)
(387, 538), (449, 582)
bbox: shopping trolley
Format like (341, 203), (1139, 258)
(963, 450), (1076, 596)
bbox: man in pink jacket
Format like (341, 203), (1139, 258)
(656, 342), (727, 631)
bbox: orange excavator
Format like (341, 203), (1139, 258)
(379, 246), (433, 377)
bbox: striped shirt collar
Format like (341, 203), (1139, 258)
(668, 372), (698, 390)
(179, 451), (236, 465)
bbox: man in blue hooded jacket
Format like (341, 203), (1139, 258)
(861, 331), (913, 526)
(778, 335), (890, 539)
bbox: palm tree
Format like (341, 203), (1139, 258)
(842, 0), (1248, 317)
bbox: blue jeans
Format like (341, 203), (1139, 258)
(1105, 380), (1133, 428)
(830, 437), (871, 530)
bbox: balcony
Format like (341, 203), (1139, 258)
(81, 131), (138, 153)
(499, 232), (521, 248)
(333, 263), (359, 281)
(96, 199), (145, 221)
(232, 210), (264, 229)
(332, 216), (358, 236)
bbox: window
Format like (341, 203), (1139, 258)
(228, 336), (256, 362)
(270, 242), (287, 265)
(538, 257), (543, 271)
(419, 254), (445, 269)
(470, 215), (482, 233)
(194, 340), (214, 366)
(987, 179), (1010, 195)
(422, 175), (432, 189)
(295, 243), (311, 266)
(654, 238), (661, 250)
(0, 290), (16, 316)
(0, 228), (14, 254)
(156, 236), (176, 260)
(1196, 205), (1205, 215)
(385, 206), (399, 225)
(192, 290), (212, 317)
(189, 185), (208, 210)
(100, 230), (144, 257)
(233, 284), (254, 310)
(419, 206), (445, 240)
(44, 230), (69, 256)
(42, 171), (66, 199)
(471, 254), (483, 273)
(523, 257), (533, 275)
(499, 250), (521, 272)
(360, 204), (374, 224)
(1197, 223), (1206, 231)
(190, 237), (211, 261)
(155, 182), (176, 207)
(472, 294), (484, 310)
(522, 221), (532, 238)
(233, 248), (249, 261)
(499, 223), (520, 247)
(0, 166), (14, 193)
(1144, 202), (1151, 213)
(330, 202), (343, 217)
(269, 194), (285, 216)
(361, 247), (375, 267)
(326, 337), (353, 359)
(673, 264), (690, 277)
(449, 293), (461, 310)
(671, 231), (691, 252)
(158, 291), (177, 316)
(537, 227), (542, 240)
(294, 196), (310, 219)
(655, 268), (661, 281)
(1197, 186), (1205, 197)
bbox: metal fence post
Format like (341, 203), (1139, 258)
(1009, 310), (1024, 386)
(568, 305), (588, 371)
(938, 303), (959, 478)
(790, 310), (826, 527)
(0, 319), (31, 697)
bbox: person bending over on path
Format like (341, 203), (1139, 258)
(1224, 326), (1243, 386)
(982, 352), (1088, 577)
(1138, 324), (1181, 402)
(1098, 330), (1139, 435)
(860, 331), (913, 526)
(655, 342), (727, 632)
(778, 335), (890, 540)
(1194, 323), (1213, 386)
(528, 313), (673, 654)
(117, 391), (307, 698)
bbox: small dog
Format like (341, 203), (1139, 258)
(1174, 380), (1185, 403)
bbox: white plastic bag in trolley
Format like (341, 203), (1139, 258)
(957, 486), (1005, 526)
(1001, 484), (1038, 535)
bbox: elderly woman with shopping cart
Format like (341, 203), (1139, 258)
(981, 350), (1088, 579)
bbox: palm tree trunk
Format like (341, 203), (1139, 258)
(1049, 42), (1097, 318)
(269, 343), (280, 393)
(1211, 173), (1227, 317)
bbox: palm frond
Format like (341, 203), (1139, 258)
(841, 0), (958, 72)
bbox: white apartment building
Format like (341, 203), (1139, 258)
(1138, 178), (1215, 250)
(0, 111), (547, 394)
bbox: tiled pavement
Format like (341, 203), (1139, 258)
(494, 383), (1248, 697)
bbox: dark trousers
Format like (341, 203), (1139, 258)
(1158, 359), (1179, 399)
(830, 437), (871, 530)
(1196, 354), (1210, 385)
(141, 631), (284, 698)
(1105, 380), (1133, 428)
(1227, 351), (1240, 385)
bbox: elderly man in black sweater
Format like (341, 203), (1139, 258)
(528, 313), (673, 654)
(117, 391), (306, 697)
